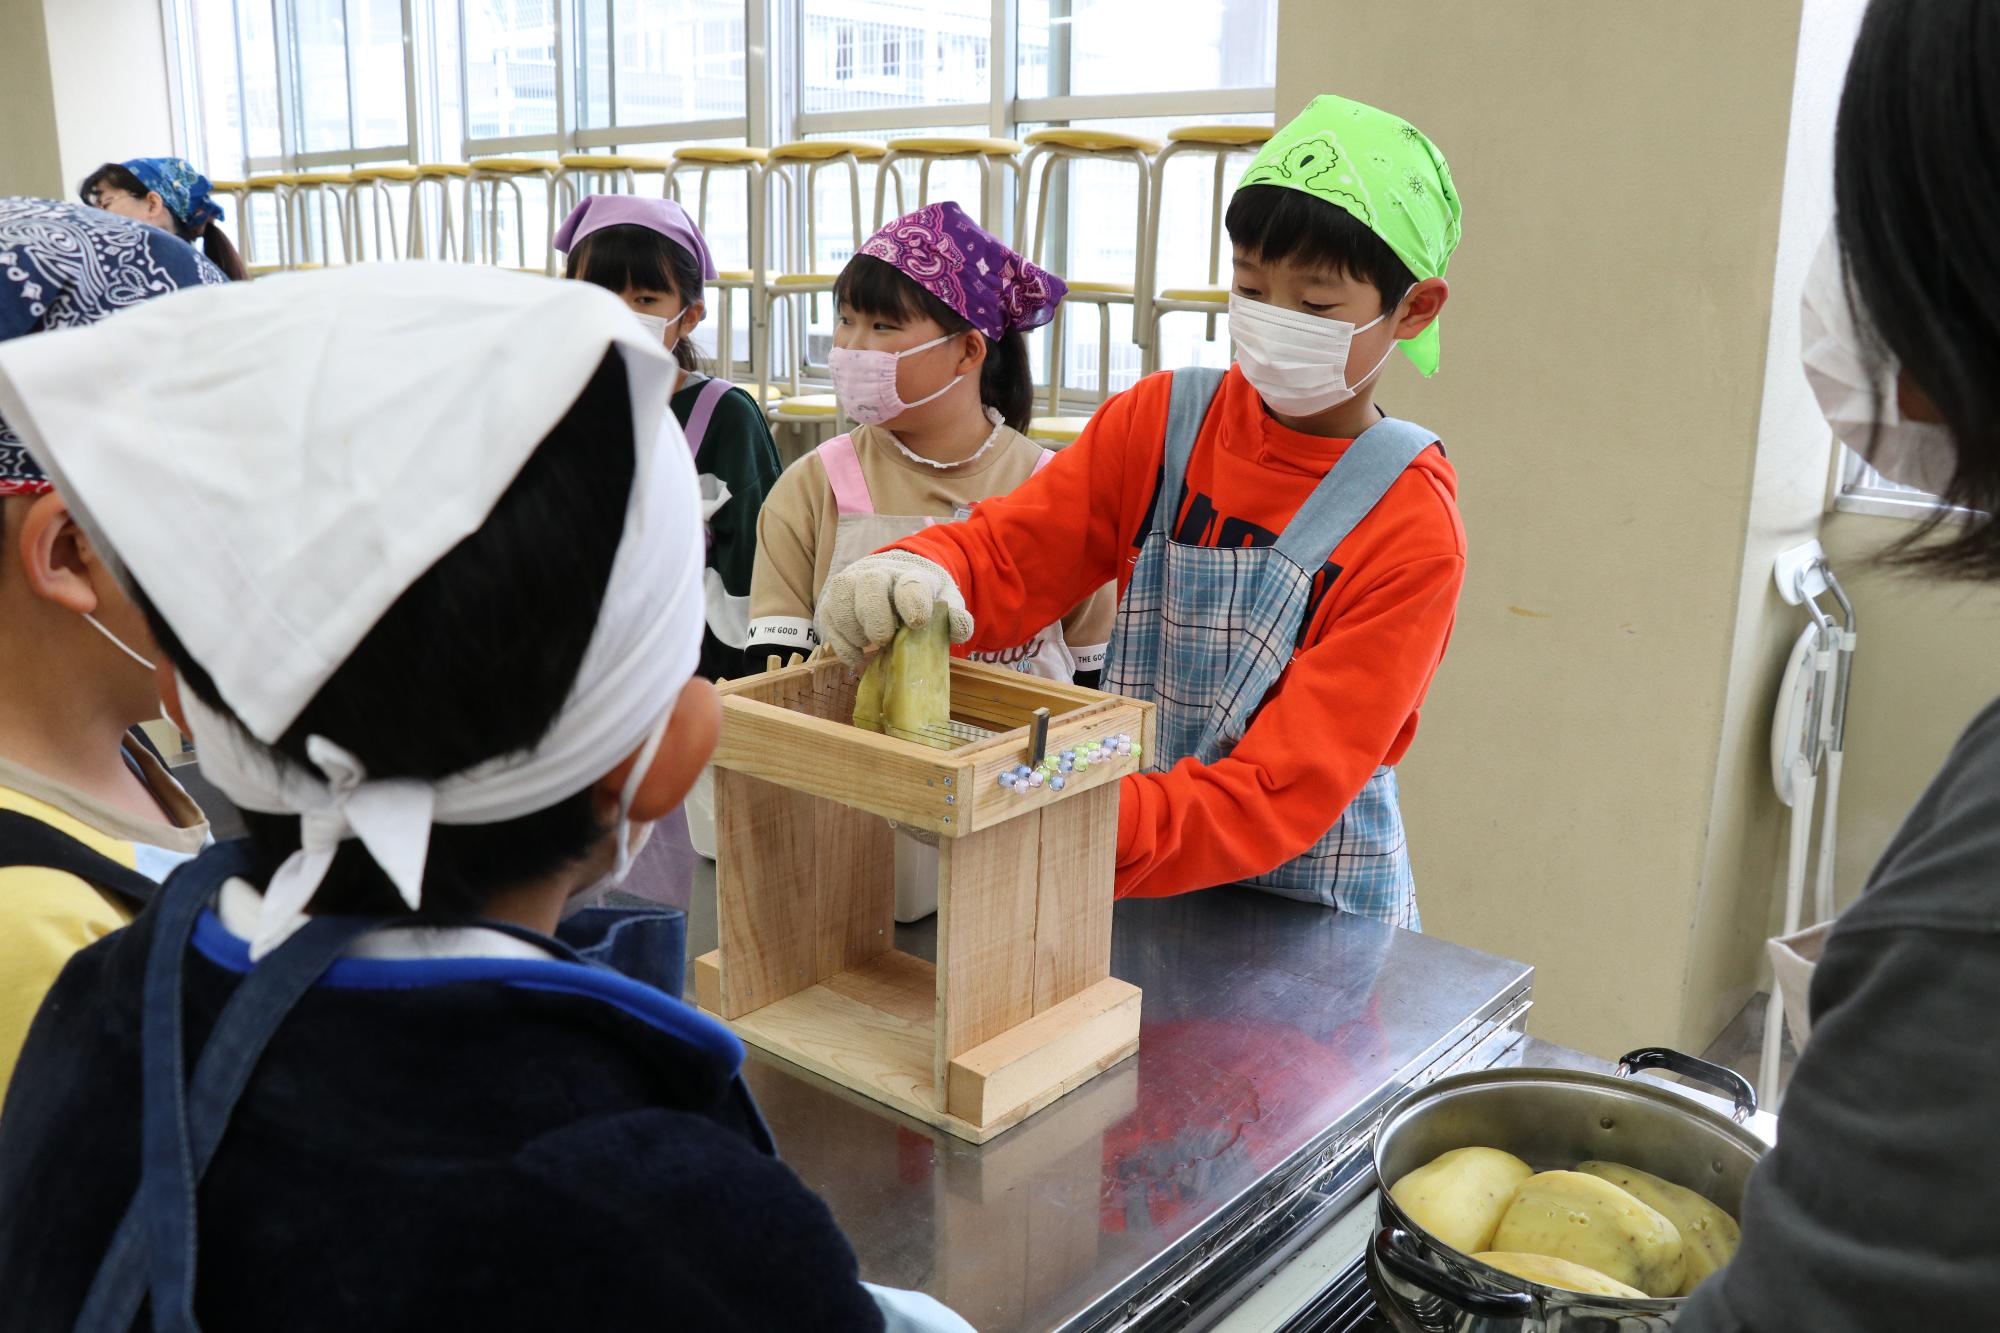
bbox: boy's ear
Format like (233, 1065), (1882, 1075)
(594, 676), (720, 824)
(1394, 277), (1449, 341)
(15, 493), (100, 616)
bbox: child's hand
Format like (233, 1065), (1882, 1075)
(816, 551), (973, 668)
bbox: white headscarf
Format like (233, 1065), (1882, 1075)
(0, 264), (705, 954)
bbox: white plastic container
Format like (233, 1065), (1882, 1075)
(685, 765), (717, 861)
(893, 829), (939, 923)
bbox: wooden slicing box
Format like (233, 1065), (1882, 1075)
(693, 657), (1151, 1143)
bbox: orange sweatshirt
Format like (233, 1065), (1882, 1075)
(895, 365), (1466, 899)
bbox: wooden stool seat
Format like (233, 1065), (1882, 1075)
(1157, 285), (1229, 305)
(887, 136), (1024, 157)
(468, 158), (558, 175)
(1166, 124), (1274, 147)
(1023, 127), (1163, 155)
(557, 153), (671, 172)
(1027, 416), (1090, 447)
(768, 139), (888, 162)
(674, 146), (769, 165)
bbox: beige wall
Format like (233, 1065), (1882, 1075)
(41, 0), (178, 191)
(0, 0), (175, 202)
(1680, 0), (1867, 1048)
(0, 0), (64, 198)
(1818, 514), (2000, 907)
(1275, 1), (1808, 1055)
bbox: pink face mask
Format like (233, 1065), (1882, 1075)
(828, 332), (966, 426)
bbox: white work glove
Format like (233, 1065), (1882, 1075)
(815, 550), (973, 668)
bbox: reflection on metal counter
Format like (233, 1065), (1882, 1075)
(672, 855), (1536, 1332)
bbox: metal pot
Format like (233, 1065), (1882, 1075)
(1365, 1048), (1763, 1332)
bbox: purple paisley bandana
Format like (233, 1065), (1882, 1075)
(856, 201), (1065, 340)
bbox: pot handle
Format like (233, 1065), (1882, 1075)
(1372, 1228), (1535, 1320)
(1616, 1046), (1758, 1123)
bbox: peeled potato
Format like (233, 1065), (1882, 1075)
(853, 604), (953, 749)
(1576, 1161), (1740, 1295)
(1388, 1147), (1536, 1256)
(852, 651), (886, 733)
(1473, 1251), (1647, 1299)
(1491, 1170), (1685, 1297)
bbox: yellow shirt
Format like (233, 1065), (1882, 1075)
(0, 742), (208, 1098)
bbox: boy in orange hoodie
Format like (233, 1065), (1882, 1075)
(817, 95), (1464, 926)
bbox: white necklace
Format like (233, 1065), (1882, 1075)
(883, 407), (1007, 471)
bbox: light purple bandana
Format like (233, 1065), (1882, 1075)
(553, 195), (718, 282)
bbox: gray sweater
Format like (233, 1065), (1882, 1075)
(1678, 698), (2000, 1331)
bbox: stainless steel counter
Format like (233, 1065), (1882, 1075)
(671, 860), (1534, 1333)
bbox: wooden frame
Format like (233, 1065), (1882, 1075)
(694, 658), (1152, 1142)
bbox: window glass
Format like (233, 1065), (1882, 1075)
(1017, 114), (1265, 392)
(617, 0), (745, 124)
(1017, 0), (1274, 99)
(803, 0), (991, 114)
(463, 0), (559, 139)
(292, 0), (352, 152)
(351, 0), (409, 146)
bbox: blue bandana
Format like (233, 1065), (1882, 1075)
(123, 157), (224, 229)
(1, 197), (225, 493)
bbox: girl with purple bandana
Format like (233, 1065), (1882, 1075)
(747, 200), (1113, 689)
(556, 195), (782, 684)
(81, 158), (248, 282)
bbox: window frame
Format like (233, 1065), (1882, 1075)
(1831, 445), (1973, 523)
(166, 0), (1274, 175)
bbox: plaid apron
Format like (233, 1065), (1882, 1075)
(1102, 368), (1437, 927)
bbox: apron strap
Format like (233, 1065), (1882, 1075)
(75, 849), (376, 1333)
(1146, 368), (1228, 538)
(816, 434), (872, 515)
(1029, 445), (1056, 476)
(0, 810), (158, 909)
(679, 375), (735, 463)
(1270, 415), (1438, 571)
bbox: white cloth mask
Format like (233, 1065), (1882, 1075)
(1229, 293), (1396, 417)
(829, 333), (965, 426)
(1800, 231), (1958, 496)
(631, 311), (675, 348)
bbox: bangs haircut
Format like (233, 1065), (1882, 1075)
(565, 223), (706, 372)
(831, 254), (1036, 433)
(79, 164), (148, 208)
(833, 254), (956, 328)
(1227, 184), (1418, 311)
(567, 223), (696, 303)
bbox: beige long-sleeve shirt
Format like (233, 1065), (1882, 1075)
(749, 423), (1113, 674)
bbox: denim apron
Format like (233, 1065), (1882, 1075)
(1102, 368), (1438, 927)
(72, 840), (767, 1333)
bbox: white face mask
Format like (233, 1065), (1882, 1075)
(567, 707), (671, 914)
(828, 332), (966, 427)
(1800, 232), (1957, 495)
(84, 612), (157, 672)
(631, 311), (676, 350)
(1228, 292), (1398, 417)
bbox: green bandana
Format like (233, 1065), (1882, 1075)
(1238, 94), (1461, 375)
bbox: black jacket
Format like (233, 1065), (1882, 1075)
(0, 884), (884, 1331)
